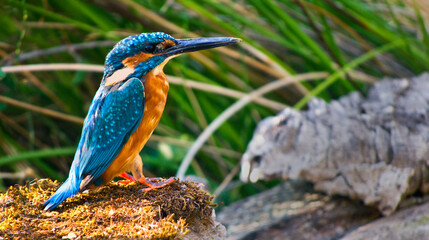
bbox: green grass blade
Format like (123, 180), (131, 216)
(412, 1), (429, 56)
(0, 147), (76, 166)
(294, 39), (406, 109)
(3, 0), (103, 34)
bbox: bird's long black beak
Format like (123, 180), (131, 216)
(164, 37), (241, 56)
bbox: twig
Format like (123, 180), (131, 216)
(0, 96), (85, 124)
(213, 162), (241, 199)
(296, 0), (354, 84)
(2, 64), (287, 110)
(168, 76), (287, 110)
(2, 41), (115, 65)
(2, 64), (245, 159)
(0, 168), (33, 179)
(149, 135), (242, 159)
(21, 71), (68, 111)
(117, 0), (280, 78)
(25, 21), (77, 29)
(2, 64), (104, 72)
(0, 113), (48, 148)
(176, 72), (329, 179)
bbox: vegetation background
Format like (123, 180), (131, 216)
(0, 0), (428, 207)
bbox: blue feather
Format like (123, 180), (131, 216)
(43, 170), (80, 211)
(43, 77), (145, 210)
(104, 32), (175, 78)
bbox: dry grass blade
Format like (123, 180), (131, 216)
(118, 0), (277, 77)
(149, 135), (242, 159)
(119, 0), (192, 37)
(3, 64), (286, 110)
(176, 72), (329, 179)
(168, 76), (287, 110)
(21, 71), (67, 111)
(2, 64), (245, 159)
(404, 0), (429, 26)
(240, 42), (309, 97)
(0, 96), (85, 124)
(25, 21), (77, 29)
(0, 113), (48, 148)
(9, 40), (115, 63)
(300, 1), (373, 52)
(348, 70), (377, 83)
(213, 162), (241, 199)
(299, 1), (386, 72)
(2, 63), (104, 72)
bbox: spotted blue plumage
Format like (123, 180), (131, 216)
(43, 78), (145, 210)
(43, 32), (174, 211)
(104, 32), (175, 79)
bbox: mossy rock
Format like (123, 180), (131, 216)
(0, 179), (222, 239)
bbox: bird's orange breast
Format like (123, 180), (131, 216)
(101, 71), (169, 182)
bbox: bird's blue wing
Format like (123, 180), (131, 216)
(74, 77), (145, 188)
(44, 77), (145, 210)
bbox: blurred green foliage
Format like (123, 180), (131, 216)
(0, 0), (428, 206)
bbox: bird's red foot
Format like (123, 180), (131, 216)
(117, 172), (137, 185)
(118, 172), (176, 191)
(138, 177), (176, 192)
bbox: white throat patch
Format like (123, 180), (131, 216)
(152, 55), (179, 76)
(105, 67), (135, 86)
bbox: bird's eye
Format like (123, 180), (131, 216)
(144, 45), (156, 53)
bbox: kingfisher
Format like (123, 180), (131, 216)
(43, 32), (240, 210)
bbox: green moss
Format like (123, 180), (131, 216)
(0, 179), (215, 239)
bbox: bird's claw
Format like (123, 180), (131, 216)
(117, 172), (138, 185)
(138, 177), (176, 193)
(117, 179), (134, 185)
(118, 172), (176, 191)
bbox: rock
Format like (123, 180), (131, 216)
(341, 201), (429, 240)
(240, 73), (429, 215)
(184, 210), (227, 240)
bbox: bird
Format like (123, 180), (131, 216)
(43, 32), (240, 210)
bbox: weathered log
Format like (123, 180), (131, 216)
(240, 73), (429, 215)
(341, 201), (429, 240)
(218, 180), (379, 240)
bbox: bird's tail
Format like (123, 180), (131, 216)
(43, 175), (80, 211)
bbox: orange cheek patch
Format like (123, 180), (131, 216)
(122, 52), (154, 68)
(121, 39), (176, 69)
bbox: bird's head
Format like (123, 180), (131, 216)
(103, 32), (240, 86)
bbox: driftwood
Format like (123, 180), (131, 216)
(240, 73), (429, 215)
(218, 180), (429, 240)
(341, 200), (429, 240)
(218, 180), (379, 240)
